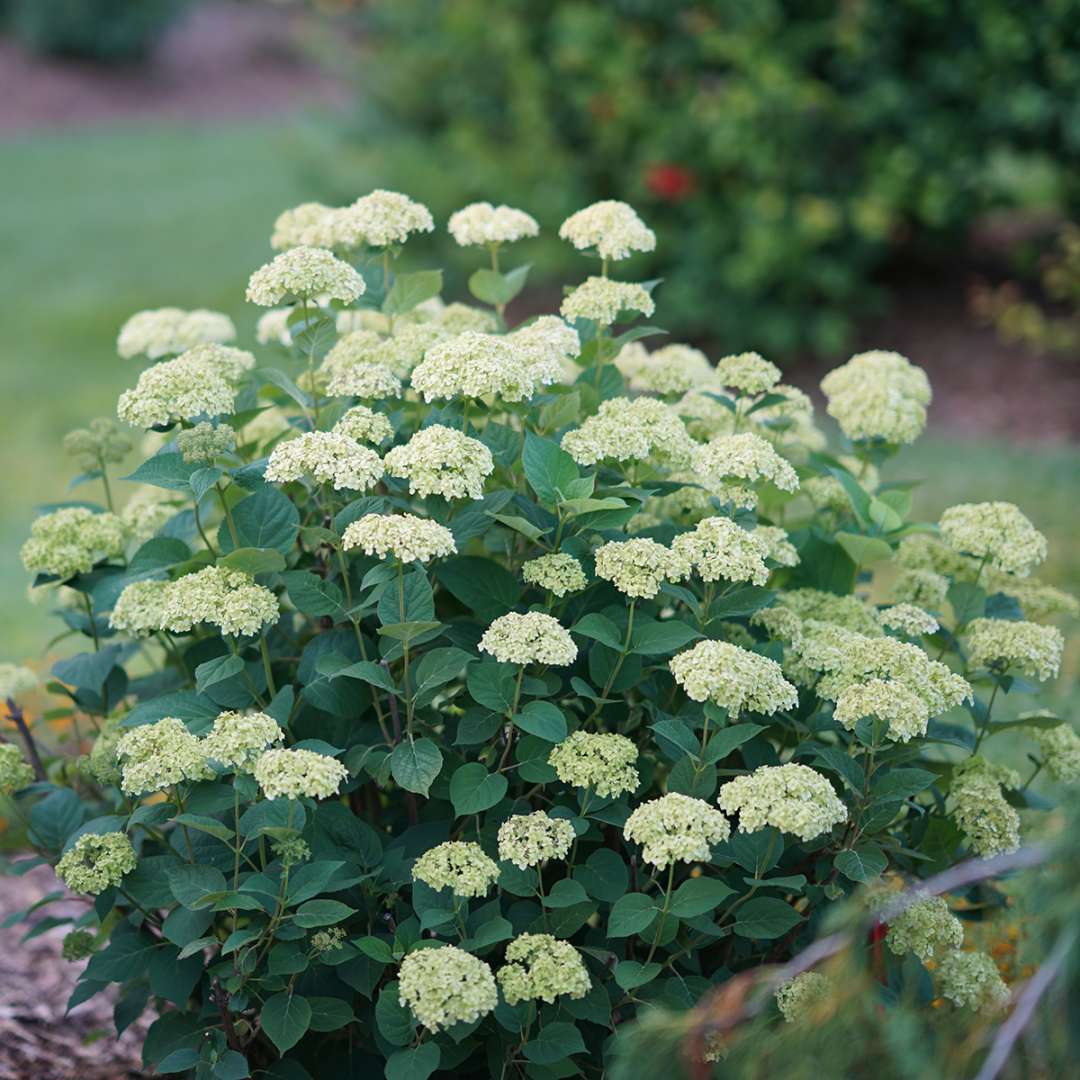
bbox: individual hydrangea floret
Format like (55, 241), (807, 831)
(594, 537), (685, 600)
(246, 246), (366, 305)
(775, 971), (832, 1024)
(160, 566), (280, 638)
(506, 316), (580, 386)
(383, 425), (494, 500)
(253, 747), (348, 800)
(117, 307), (236, 359)
(629, 344), (712, 396)
(20, 507), (128, 581)
(692, 432), (799, 495)
(412, 841), (500, 898)
(342, 513), (456, 564)
(672, 516), (771, 586)
(177, 421), (236, 464)
(832, 679), (931, 743)
(341, 189), (434, 247)
(670, 640), (798, 717)
(265, 431), (384, 492)
(332, 406), (394, 446)
(715, 352), (781, 395)
(885, 896), (964, 963)
(623, 792), (731, 869)
(938, 502), (1048, 578)
(560, 276), (655, 325)
(61, 929), (97, 962)
(951, 756), (1021, 857)
(55, 832), (137, 895)
(478, 612), (578, 666)
(964, 618), (1063, 682)
(558, 200), (656, 262)
(717, 763), (847, 842)
(754, 525), (800, 567)
(548, 731), (639, 797)
(448, 202), (540, 246)
(1029, 723), (1080, 783)
(63, 418), (132, 472)
(398, 946), (498, 1032)
(821, 350), (931, 445)
(937, 950), (1010, 1012)
(497, 812), (575, 869)
(116, 717), (212, 795)
(522, 553), (587, 597)
(879, 603), (939, 637)
(0, 743), (35, 795)
(117, 354), (236, 428)
(0, 663), (38, 702)
(562, 396), (695, 468)
(497, 934), (591, 1005)
(411, 332), (535, 402)
(203, 710), (282, 772)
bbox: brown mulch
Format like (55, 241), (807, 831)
(0, 864), (148, 1080)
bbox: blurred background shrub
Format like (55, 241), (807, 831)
(325, 0), (1080, 352)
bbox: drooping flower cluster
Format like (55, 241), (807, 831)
(560, 277), (655, 325)
(1029, 723), (1080, 782)
(448, 202), (539, 246)
(55, 832), (137, 895)
(246, 246), (366, 305)
(412, 841), (500, 898)
(177, 421), (236, 464)
(63, 418), (132, 472)
(820, 350), (931, 445)
(522, 553), (588, 597)
(265, 431), (384, 492)
(884, 895), (965, 963)
(558, 200), (656, 261)
(964, 618), (1063, 681)
(669, 640), (798, 717)
(623, 792), (731, 869)
(21, 507), (127, 580)
(938, 502), (1047, 577)
(203, 710), (282, 772)
(478, 612), (577, 666)
(692, 432), (799, 501)
(398, 946), (498, 1031)
(671, 516), (771, 586)
(0, 744), (34, 795)
(497, 811), (575, 869)
(629, 344), (712, 396)
(594, 537), (684, 599)
(718, 763), (847, 842)
(342, 513), (456, 564)
(562, 396), (695, 468)
(253, 747), (348, 800)
(497, 934), (591, 1005)
(879, 603), (939, 637)
(548, 731), (639, 797)
(117, 307), (236, 359)
(715, 351), (781, 395)
(411, 331), (535, 402)
(332, 405), (394, 445)
(116, 717), (213, 795)
(950, 756), (1021, 856)
(937, 950), (1010, 1012)
(383, 425), (493, 500)
(774, 971), (832, 1024)
(117, 354), (236, 428)
(832, 679), (931, 743)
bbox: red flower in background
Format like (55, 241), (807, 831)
(645, 162), (696, 201)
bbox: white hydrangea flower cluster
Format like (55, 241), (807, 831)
(594, 537), (687, 600)
(116, 717), (213, 795)
(203, 710), (282, 772)
(671, 516), (772, 586)
(326, 359), (403, 400)
(774, 971), (832, 1024)
(0, 743), (35, 795)
(342, 513), (456, 564)
(937, 950), (1010, 1012)
(448, 202), (540, 246)
(253, 747), (348, 800)
(939, 501), (1048, 577)
(964, 618), (1063, 681)
(885, 896), (964, 963)
(560, 276), (655, 325)
(506, 316), (580, 386)
(264, 431), (384, 492)
(255, 307), (294, 347)
(715, 352), (781, 395)
(117, 307), (236, 360)
(669, 640), (798, 717)
(181, 343), (257, 383)
(984, 573), (1079, 622)
(332, 405), (394, 445)
(168, 566), (280, 637)
(246, 246), (366, 306)
(833, 679), (930, 742)
(270, 201), (357, 251)
(754, 525), (800, 567)
(63, 417), (132, 472)
(950, 756), (1021, 856)
(692, 433), (799, 500)
(325, 325), (446, 380)
(435, 302), (498, 334)
(55, 832), (137, 895)
(629, 344), (712, 396)
(478, 612), (578, 666)
(820, 350), (931, 445)
(117, 352), (238, 429)
(1029, 723), (1080, 783)
(623, 792), (731, 869)
(411, 332), (536, 403)
(343, 189), (434, 247)
(383, 425), (493, 500)
(0, 663), (37, 701)
(562, 396), (695, 468)
(779, 588), (885, 637)
(108, 579), (173, 636)
(497, 934), (591, 1005)
(21, 507), (128, 580)
(497, 812), (575, 869)
(398, 946), (498, 1031)
(558, 200), (656, 261)
(412, 841), (500, 898)
(177, 421), (236, 464)
(879, 603), (939, 636)
(717, 763), (847, 842)
(548, 731), (639, 797)
(522, 553), (588, 597)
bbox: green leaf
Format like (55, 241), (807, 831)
(710, 585), (776, 619)
(354, 936), (395, 964)
(385, 1042), (441, 1080)
(218, 547), (286, 576)
(166, 864), (228, 910)
(614, 960), (662, 990)
(948, 580), (987, 624)
(123, 452), (200, 492)
(541, 878), (590, 909)
(468, 264), (530, 306)
(29, 789), (84, 851)
(293, 899), (357, 928)
(260, 992), (311, 1055)
(466, 662), (517, 713)
(732, 898), (803, 940)
(412, 647), (474, 706)
(433, 557), (520, 621)
(523, 1021), (587, 1065)
(608, 893), (659, 938)
(194, 654), (244, 693)
(281, 570), (348, 619)
(629, 619), (701, 656)
(539, 390), (581, 433)
(513, 701), (568, 743)
(670, 877), (736, 918)
(834, 845), (888, 883)
(450, 763), (508, 815)
(383, 269), (443, 315)
(835, 531), (893, 567)
(571, 612), (623, 650)
(574, 849), (629, 903)
(375, 982), (415, 1047)
(703, 723), (764, 765)
(256, 367), (313, 410)
(221, 486), (299, 555)
(322, 659), (397, 693)
(871, 768), (938, 801)
(172, 814), (234, 843)
(522, 432), (580, 507)
(390, 739), (443, 796)
(377, 620), (442, 644)
(212, 1051), (251, 1079)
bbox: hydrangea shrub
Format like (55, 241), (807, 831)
(4, 193), (1078, 1079)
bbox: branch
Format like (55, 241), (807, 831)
(6, 698), (47, 782)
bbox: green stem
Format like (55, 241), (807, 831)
(588, 600), (635, 724)
(336, 547), (390, 741)
(98, 453), (114, 512)
(398, 561), (413, 737)
(216, 483), (240, 547)
(82, 592), (100, 651)
(259, 637), (278, 698)
(193, 498), (217, 555)
(644, 862), (676, 965)
(972, 680), (1001, 752)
